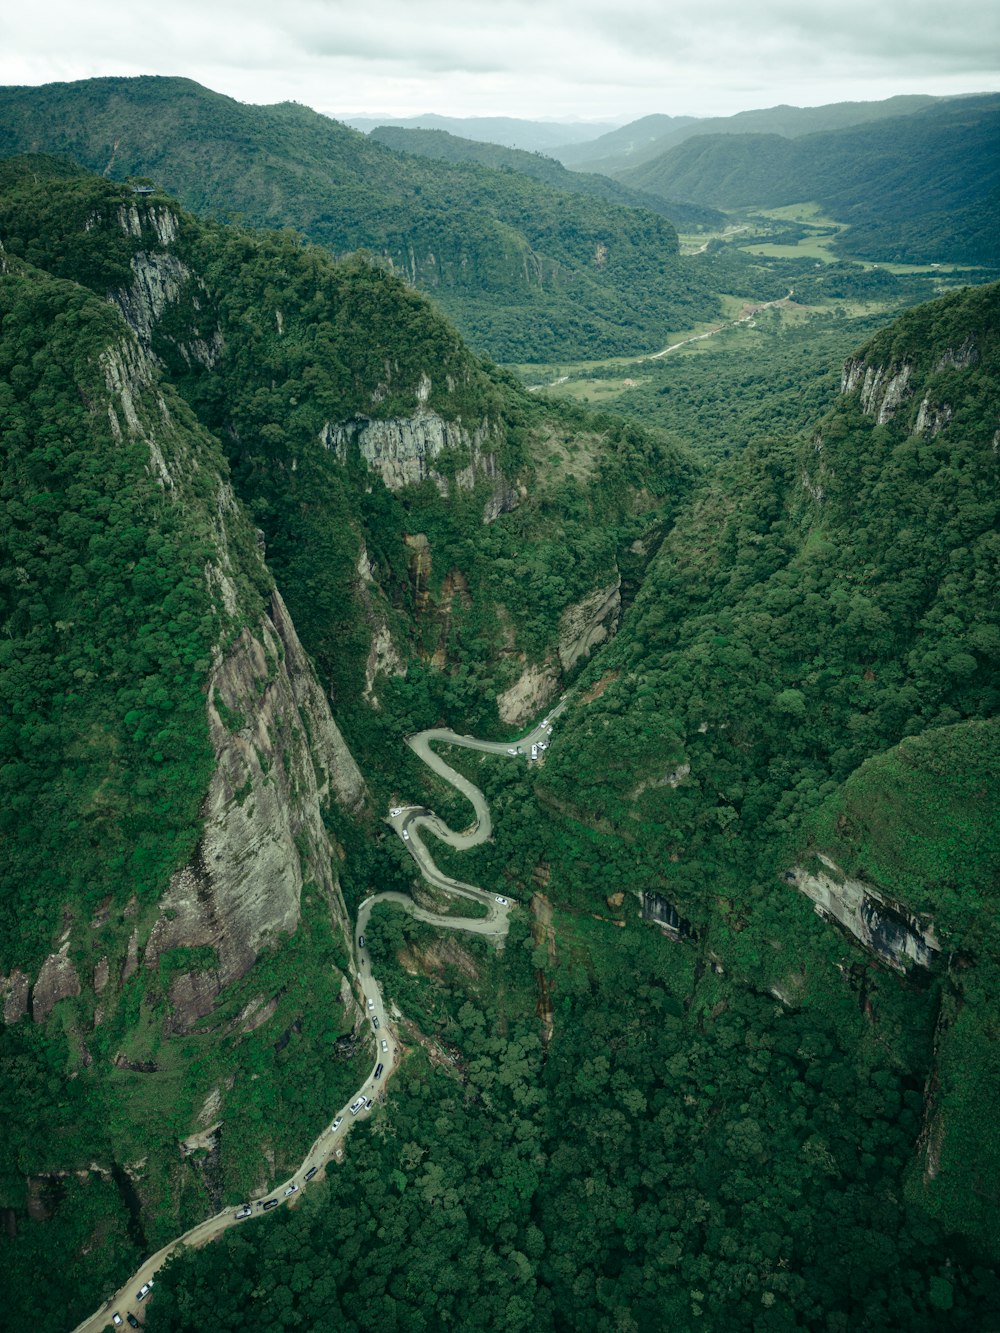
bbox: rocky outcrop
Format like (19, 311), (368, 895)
(32, 944), (81, 1022)
(1, 970), (30, 1024)
(841, 358), (913, 425)
(914, 397), (954, 440)
(142, 589), (366, 1024)
(497, 662), (560, 727)
(557, 579), (622, 673)
(786, 853), (942, 972)
(322, 408), (517, 523)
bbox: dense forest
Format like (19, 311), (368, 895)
(0, 109), (997, 1333)
(0, 77), (722, 362)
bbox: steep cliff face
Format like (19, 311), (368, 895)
(495, 579), (622, 726)
(322, 396), (518, 524)
(143, 589), (367, 1027)
(786, 853), (942, 972)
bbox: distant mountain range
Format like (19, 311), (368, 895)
(342, 113), (619, 153)
(618, 94), (1000, 266)
(553, 94), (947, 172)
(0, 76), (716, 362)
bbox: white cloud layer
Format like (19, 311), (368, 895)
(1, 0), (997, 120)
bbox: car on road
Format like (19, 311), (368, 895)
(542, 718), (550, 727)
(127, 1316), (140, 1330)
(350, 1096), (366, 1115)
(136, 1281), (153, 1301)
(262, 1198), (279, 1211)
(380, 1038), (389, 1052)
(367, 997), (375, 1010)
(304, 1166), (318, 1181)
(365, 1097), (373, 1109)
(234, 1205), (252, 1219)
(495, 895), (509, 905)
(112, 1315), (122, 1327)
(330, 1115), (343, 1132)
(402, 829), (410, 840)
(284, 1183), (298, 1196)
(537, 741), (547, 750)
(389, 806), (402, 816)
(372, 1016), (379, 1029)
(506, 747), (517, 755)
(374, 1062), (384, 1079)
(358, 934), (365, 948)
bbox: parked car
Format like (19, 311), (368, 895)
(374, 1062), (384, 1079)
(331, 1115), (343, 1131)
(358, 935), (365, 948)
(496, 896), (509, 905)
(234, 1205), (252, 1219)
(136, 1281), (153, 1302)
(350, 1096), (366, 1115)
(372, 1016), (380, 1029)
(262, 1198), (279, 1211)
(380, 1038), (389, 1052)
(304, 1166), (318, 1181)
(284, 1182), (298, 1196)
(127, 1316), (140, 1330)
(367, 997), (375, 1010)
(402, 829), (410, 840)
(506, 747), (517, 756)
(112, 1315), (123, 1328)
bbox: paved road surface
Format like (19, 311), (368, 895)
(71, 699), (566, 1333)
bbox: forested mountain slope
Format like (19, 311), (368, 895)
(560, 94), (944, 173)
(0, 155), (701, 1327)
(0, 77), (718, 361)
(619, 95), (1000, 265)
(141, 296), (998, 1331)
(370, 125), (724, 231)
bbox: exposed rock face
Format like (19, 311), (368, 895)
(497, 662), (560, 727)
(32, 944), (81, 1022)
(558, 579), (622, 673)
(841, 340), (979, 429)
(1, 970), (30, 1024)
(143, 589), (366, 1021)
(93, 957), (110, 995)
(787, 853), (942, 972)
(841, 358), (914, 425)
(363, 623), (404, 706)
(322, 410), (517, 523)
(914, 397), (954, 440)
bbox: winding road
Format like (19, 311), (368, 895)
(71, 701), (565, 1333)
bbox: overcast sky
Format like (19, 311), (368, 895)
(2, 0), (997, 122)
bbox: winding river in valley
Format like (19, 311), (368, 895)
(73, 703), (565, 1333)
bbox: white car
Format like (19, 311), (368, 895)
(112, 1316), (123, 1328)
(402, 829), (410, 840)
(496, 895), (509, 905)
(234, 1205), (252, 1219)
(330, 1115), (343, 1132)
(350, 1096), (366, 1115)
(136, 1281), (153, 1302)
(389, 807), (402, 816)
(530, 745), (538, 760)
(284, 1182), (298, 1196)
(506, 747), (518, 756)
(367, 997), (376, 1010)
(380, 1038), (389, 1052)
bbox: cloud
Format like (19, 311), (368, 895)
(0, 0), (996, 119)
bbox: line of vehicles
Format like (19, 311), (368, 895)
(110, 1280), (152, 1327)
